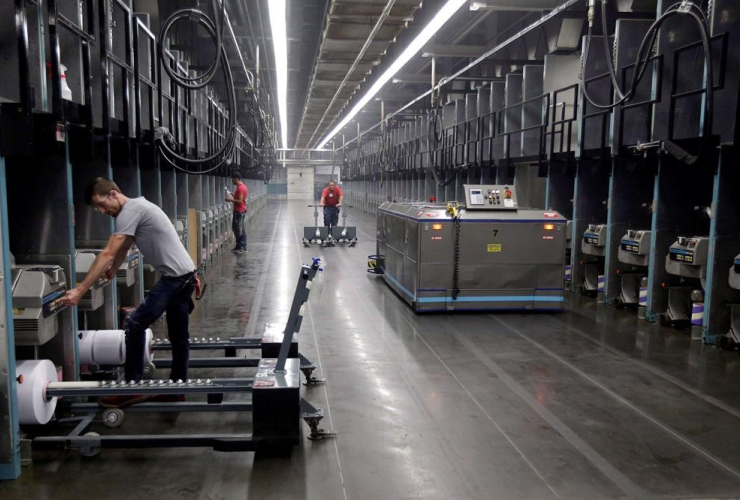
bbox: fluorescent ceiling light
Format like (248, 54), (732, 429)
(268, 0), (288, 148)
(316, 0), (466, 149)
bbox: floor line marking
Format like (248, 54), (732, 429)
(244, 205), (282, 337)
(492, 314), (740, 483)
(289, 202), (348, 500)
(544, 314), (740, 420)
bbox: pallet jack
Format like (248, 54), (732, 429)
(303, 204), (357, 247)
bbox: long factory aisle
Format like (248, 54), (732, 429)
(5, 200), (740, 500)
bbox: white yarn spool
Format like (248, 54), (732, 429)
(16, 360), (58, 425)
(78, 330), (126, 366)
(79, 329), (153, 366)
(144, 328), (154, 364)
(93, 330), (126, 365)
(78, 330), (97, 365)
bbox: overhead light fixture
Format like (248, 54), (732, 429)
(268, 0), (288, 148)
(316, 0), (466, 149)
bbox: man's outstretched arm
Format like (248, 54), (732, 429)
(62, 234), (133, 306)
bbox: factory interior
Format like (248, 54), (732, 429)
(2, 0), (740, 498)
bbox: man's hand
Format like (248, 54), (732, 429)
(61, 288), (85, 307)
(104, 267), (116, 281)
(194, 274), (202, 298)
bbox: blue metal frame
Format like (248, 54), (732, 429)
(0, 152), (21, 479)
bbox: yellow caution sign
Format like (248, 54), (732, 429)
(487, 244), (502, 253)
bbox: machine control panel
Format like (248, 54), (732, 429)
(668, 236), (709, 266)
(42, 286), (68, 318)
(463, 184), (517, 210)
(620, 230), (650, 255)
(731, 254), (740, 291)
(583, 224), (607, 247)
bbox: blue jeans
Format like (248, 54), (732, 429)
(124, 272), (195, 382)
(323, 206), (339, 228)
(232, 211), (247, 249)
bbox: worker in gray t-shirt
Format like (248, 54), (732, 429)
(62, 177), (199, 408)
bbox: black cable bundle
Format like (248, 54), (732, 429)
(582, 0), (713, 159)
(156, 0), (267, 175)
(452, 213), (461, 301)
(426, 107), (456, 187)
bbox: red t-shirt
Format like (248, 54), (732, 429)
(322, 186), (343, 207)
(233, 183), (248, 213)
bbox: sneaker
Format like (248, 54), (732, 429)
(98, 394), (149, 408)
(148, 394), (186, 403)
(231, 247), (240, 252)
(236, 248), (247, 254)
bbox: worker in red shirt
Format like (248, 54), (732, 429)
(226, 173), (248, 253)
(320, 179), (343, 229)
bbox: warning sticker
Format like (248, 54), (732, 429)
(487, 244), (502, 253)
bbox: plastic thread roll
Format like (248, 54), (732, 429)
(78, 330), (96, 365)
(639, 287), (648, 306)
(78, 329), (153, 365)
(16, 360), (58, 425)
(78, 330), (127, 366)
(691, 302), (705, 326)
(145, 328), (154, 363)
(93, 330), (126, 365)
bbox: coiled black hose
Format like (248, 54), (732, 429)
(156, 0), (236, 174)
(426, 107), (455, 187)
(582, 1), (713, 144)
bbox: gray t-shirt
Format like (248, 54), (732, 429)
(114, 197), (194, 277)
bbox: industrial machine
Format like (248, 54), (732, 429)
(581, 224), (607, 295)
(330, 209), (358, 246)
(174, 219), (185, 246)
(613, 230), (651, 308)
(216, 205), (226, 251)
(10, 257), (68, 345)
(207, 208), (216, 259)
(200, 211), (208, 265)
(116, 247), (141, 288)
(303, 204), (330, 246)
(75, 249), (112, 311)
(78, 328), (153, 369)
(723, 254), (740, 349)
(16, 259), (332, 457)
(661, 236), (709, 332)
(376, 185), (567, 312)
(730, 254), (740, 291)
(564, 220), (573, 285)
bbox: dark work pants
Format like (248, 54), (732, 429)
(124, 272), (195, 382)
(232, 211), (247, 249)
(323, 206), (339, 228)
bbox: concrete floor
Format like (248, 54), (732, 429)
(4, 200), (740, 499)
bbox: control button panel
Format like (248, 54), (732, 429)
(583, 224), (607, 247)
(463, 184), (518, 210)
(668, 236), (709, 266)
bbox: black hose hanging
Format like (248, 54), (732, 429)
(426, 107), (455, 187)
(581, 1), (713, 147)
(155, 0), (239, 175)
